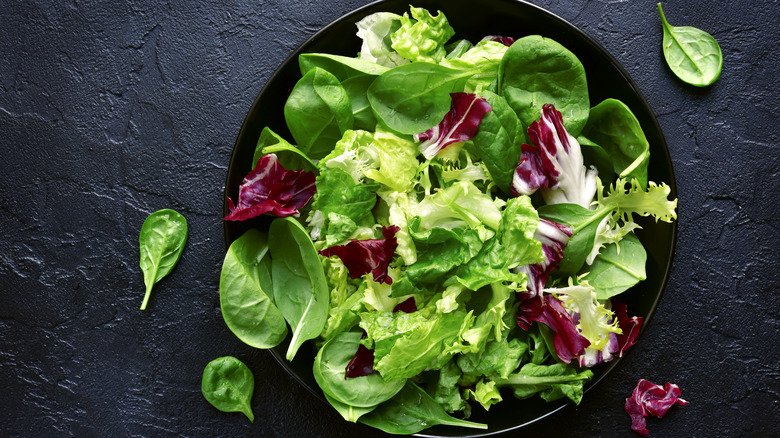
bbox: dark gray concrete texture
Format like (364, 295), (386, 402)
(1, 0), (778, 436)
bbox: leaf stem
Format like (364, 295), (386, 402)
(140, 283), (153, 310)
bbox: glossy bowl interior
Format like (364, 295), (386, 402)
(223, 0), (677, 436)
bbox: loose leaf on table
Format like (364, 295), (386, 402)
(138, 209), (187, 310)
(359, 381), (487, 433)
(498, 35), (590, 136)
(585, 233), (647, 300)
(220, 229), (287, 349)
(313, 331), (404, 408)
(268, 217), (330, 361)
(624, 379), (688, 436)
(368, 62), (471, 135)
(201, 356), (255, 422)
(658, 3), (723, 87)
(581, 99), (649, 189)
(284, 67), (354, 160)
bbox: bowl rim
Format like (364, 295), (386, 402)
(223, 0), (678, 435)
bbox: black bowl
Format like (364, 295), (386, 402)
(223, 0), (677, 436)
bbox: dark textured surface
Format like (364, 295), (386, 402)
(1, 0), (777, 437)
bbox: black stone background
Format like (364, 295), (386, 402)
(1, 0), (778, 436)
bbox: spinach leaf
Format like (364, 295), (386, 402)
(585, 233), (647, 300)
(268, 217), (329, 361)
(359, 381), (487, 433)
(284, 67), (353, 160)
(658, 3), (723, 87)
(342, 75), (379, 131)
(253, 126), (317, 173)
(471, 90), (525, 195)
(313, 331), (405, 408)
(538, 203), (613, 275)
(220, 229), (287, 349)
(581, 99), (650, 189)
(498, 35), (590, 136)
(368, 62), (470, 135)
(138, 209), (187, 310)
(299, 53), (389, 80)
(577, 134), (615, 183)
(201, 356), (255, 422)
(493, 362), (593, 404)
(323, 392), (377, 423)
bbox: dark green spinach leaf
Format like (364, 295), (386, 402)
(471, 90), (525, 195)
(201, 356), (255, 422)
(138, 209), (187, 310)
(359, 381), (487, 433)
(581, 99), (649, 189)
(284, 67), (353, 160)
(585, 233), (647, 300)
(368, 62), (470, 134)
(253, 127), (317, 173)
(220, 229), (287, 349)
(538, 203), (612, 275)
(313, 331), (404, 408)
(268, 217), (330, 361)
(658, 3), (723, 87)
(498, 35), (590, 136)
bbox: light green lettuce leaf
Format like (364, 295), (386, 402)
(416, 181), (502, 233)
(356, 12), (410, 68)
(441, 41), (508, 93)
(390, 7), (455, 63)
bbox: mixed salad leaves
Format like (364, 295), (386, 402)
(220, 6), (677, 434)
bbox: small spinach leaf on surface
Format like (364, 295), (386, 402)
(138, 209), (187, 310)
(498, 35), (590, 136)
(220, 229), (288, 349)
(284, 67), (354, 160)
(581, 99), (649, 189)
(201, 356), (255, 422)
(585, 233), (647, 300)
(268, 217), (330, 361)
(368, 62), (470, 135)
(658, 3), (723, 87)
(359, 381), (487, 433)
(313, 331), (404, 408)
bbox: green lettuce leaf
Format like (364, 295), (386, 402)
(390, 7), (455, 63)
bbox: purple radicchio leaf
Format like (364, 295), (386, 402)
(224, 153), (316, 221)
(516, 218), (573, 299)
(414, 93), (492, 160)
(613, 299), (644, 357)
(516, 293), (590, 364)
(318, 225), (399, 285)
(345, 342), (375, 379)
(511, 104), (598, 207)
(624, 379), (688, 436)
